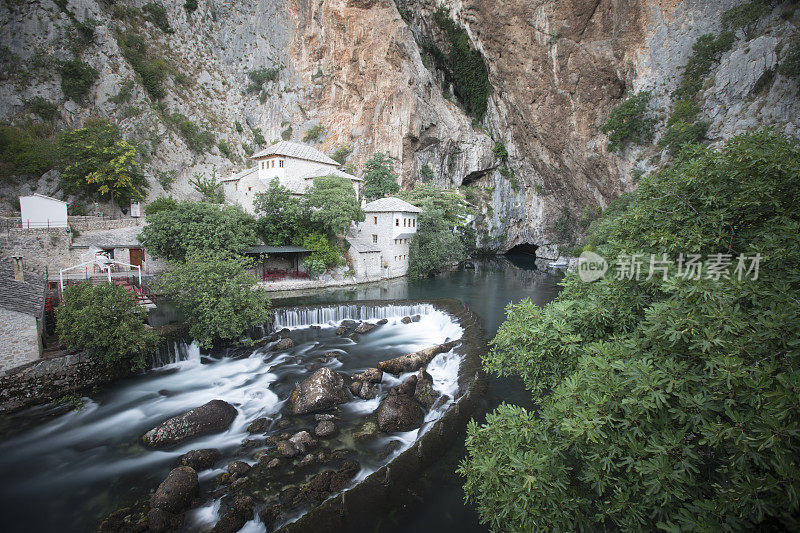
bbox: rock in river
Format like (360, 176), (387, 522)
(376, 394), (425, 432)
(354, 322), (376, 334)
(377, 341), (458, 375)
(177, 448), (221, 471)
(142, 400), (238, 448)
(271, 337), (295, 351)
(288, 368), (350, 415)
(151, 466), (199, 513)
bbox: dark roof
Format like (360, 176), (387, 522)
(0, 263), (46, 318)
(245, 245), (310, 254)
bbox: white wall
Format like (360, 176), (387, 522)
(19, 196), (68, 228)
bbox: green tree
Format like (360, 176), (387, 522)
(600, 91), (655, 152)
(408, 202), (466, 277)
(144, 196), (177, 216)
(56, 282), (159, 369)
(189, 169), (224, 203)
(398, 182), (475, 251)
(303, 175), (365, 236)
(459, 130), (800, 531)
(157, 252), (271, 348)
(139, 201), (257, 261)
(58, 58), (99, 100)
(58, 120), (148, 205)
(362, 152), (399, 200)
(253, 178), (310, 245)
(301, 232), (344, 274)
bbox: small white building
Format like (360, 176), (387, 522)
(221, 141), (362, 213)
(348, 197), (422, 278)
(19, 194), (68, 229)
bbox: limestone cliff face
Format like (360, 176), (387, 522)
(0, 0), (798, 256)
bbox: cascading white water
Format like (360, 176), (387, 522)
(272, 303), (436, 329)
(150, 340), (202, 369)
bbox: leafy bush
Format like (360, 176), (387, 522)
(419, 163), (434, 182)
(117, 33), (168, 100)
(252, 127), (266, 146)
(56, 282), (159, 369)
(302, 232), (344, 273)
(362, 152), (399, 200)
(460, 130), (800, 531)
(65, 19), (98, 54)
(144, 196), (177, 216)
(156, 169), (176, 190)
(184, 0), (198, 13)
(143, 2), (173, 33)
(304, 175), (364, 236)
(139, 201), (257, 261)
(331, 144), (351, 164)
(246, 66), (280, 94)
(431, 8), (491, 121)
(218, 140), (234, 159)
(157, 252), (271, 348)
(189, 169), (224, 202)
(672, 32), (735, 101)
(778, 39), (800, 82)
(600, 91), (655, 152)
(409, 203), (466, 277)
(0, 123), (58, 179)
(254, 178), (310, 245)
(722, 1), (770, 33)
(24, 96), (58, 122)
(58, 120), (148, 205)
(109, 79), (135, 105)
(492, 141), (508, 161)
(281, 125), (292, 141)
(234, 120), (243, 133)
(658, 119), (709, 154)
(303, 124), (324, 143)
(58, 58), (99, 100)
(165, 112), (215, 152)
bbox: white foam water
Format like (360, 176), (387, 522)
(272, 303), (436, 329)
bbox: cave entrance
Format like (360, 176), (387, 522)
(505, 243), (538, 257)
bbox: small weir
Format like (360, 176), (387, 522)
(272, 303), (436, 329)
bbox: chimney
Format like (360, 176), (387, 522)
(12, 256), (24, 281)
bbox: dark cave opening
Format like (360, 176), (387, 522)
(505, 243), (538, 257)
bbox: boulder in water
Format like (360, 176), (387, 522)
(246, 417), (271, 434)
(151, 466), (199, 513)
(142, 400), (238, 448)
(376, 395), (425, 432)
(377, 318), (388, 325)
(413, 368), (438, 409)
(335, 325), (348, 335)
(377, 341), (458, 375)
(314, 420), (337, 438)
(147, 508), (182, 532)
(271, 337), (295, 351)
(289, 430), (317, 453)
(401, 316), (412, 324)
(212, 495), (254, 533)
(177, 448), (221, 471)
(227, 461), (251, 478)
(353, 368), (383, 384)
(288, 368), (350, 415)
(354, 322), (376, 334)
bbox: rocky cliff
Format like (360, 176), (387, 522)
(0, 0), (798, 256)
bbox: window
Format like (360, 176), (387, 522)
(279, 160), (284, 168)
(403, 218), (406, 227)
(413, 219), (416, 227)
(248, 186), (252, 192)
(374, 216), (378, 224)
(261, 161), (265, 169)
(396, 219), (399, 226)
(372, 234), (378, 244)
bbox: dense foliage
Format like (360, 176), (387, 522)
(188, 170), (224, 202)
(459, 130), (800, 531)
(301, 232), (345, 274)
(56, 282), (159, 369)
(430, 8), (491, 121)
(58, 120), (148, 205)
(58, 58), (99, 100)
(600, 91), (655, 152)
(157, 252), (271, 348)
(671, 32), (735, 101)
(253, 178), (310, 246)
(304, 175), (364, 236)
(0, 123), (58, 179)
(139, 201), (257, 261)
(144, 196), (177, 216)
(362, 152), (399, 201)
(116, 33), (168, 100)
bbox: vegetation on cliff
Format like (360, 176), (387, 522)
(459, 130), (800, 531)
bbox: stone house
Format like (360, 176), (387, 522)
(347, 197), (421, 279)
(0, 258), (46, 373)
(221, 140), (362, 213)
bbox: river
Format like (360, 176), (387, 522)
(0, 254), (562, 532)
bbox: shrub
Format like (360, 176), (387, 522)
(143, 2), (173, 33)
(408, 203), (466, 277)
(331, 144), (351, 164)
(144, 196), (177, 216)
(24, 96), (58, 122)
(117, 33), (168, 100)
(157, 252), (271, 348)
(189, 169), (224, 202)
(303, 124), (324, 143)
(303, 175), (364, 236)
(362, 152), (399, 200)
(281, 125), (292, 141)
(184, 0), (198, 13)
(778, 38), (800, 82)
(139, 201), (257, 261)
(109, 79), (135, 105)
(492, 141), (508, 161)
(252, 127), (266, 146)
(58, 58), (99, 100)
(301, 232), (344, 273)
(0, 123), (58, 179)
(431, 8), (491, 121)
(246, 66), (280, 94)
(658, 119), (709, 154)
(218, 140), (234, 159)
(156, 169), (176, 190)
(722, 1), (770, 34)
(165, 112), (215, 152)
(56, 282), (159, 369)
(419, 163), (434, 182)
(234, 120), (243, 133)
(600, 91), (655, 152)
(672, 32), (735, 101)
(460, 129), (800, 531)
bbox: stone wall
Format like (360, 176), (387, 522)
(0, 227), (76, 277)
(0, 350), (130, 414)
(0, 308), (41, 373)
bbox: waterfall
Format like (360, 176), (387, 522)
(272, 303), (436, 329)
(150, 341), (201, 368)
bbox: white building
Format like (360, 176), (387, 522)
(221, 141), (362, 213)
(347, 197), (422, 279)
(19, 194), (68, 229)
